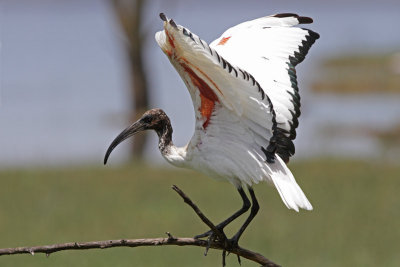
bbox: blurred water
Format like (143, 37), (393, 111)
(0, 0), (399, 167)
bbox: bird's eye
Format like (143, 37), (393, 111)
(142, 116), (152, 123)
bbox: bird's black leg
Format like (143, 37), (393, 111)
(194, 187), (251, 240)
(228, 187), (259, 248)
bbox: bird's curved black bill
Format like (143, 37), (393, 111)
(104, 121), (145, 165)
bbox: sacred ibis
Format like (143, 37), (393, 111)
(105, 12), (319, 249)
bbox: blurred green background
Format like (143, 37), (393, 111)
(0, 160), (399, 266)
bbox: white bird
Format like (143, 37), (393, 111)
(105, 12), (319, 249)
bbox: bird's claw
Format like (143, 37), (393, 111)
(222, 237), (241, 266)
(237, 254), (241, 265)
(226, 236), (240, 250)
(195, 226), (226, 242)
(204, 234), (214, 256)
(195, 225), (226, 241)
(196, 229), (242, 266)
(194, 229), (213, 239)
(222, 249), (227, 266)
(221, 250), (241, 267)
(195, 227), (228, 258)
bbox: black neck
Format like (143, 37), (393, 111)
(155, 118), (173, 154)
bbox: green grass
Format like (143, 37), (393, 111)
(0, 159), (399, 266)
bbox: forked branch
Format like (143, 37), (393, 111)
(0, 185), (280, 267)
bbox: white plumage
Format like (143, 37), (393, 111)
(105, 12), (319, 250)
(155, 13), (319, 211)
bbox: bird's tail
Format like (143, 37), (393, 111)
(266, 155), (313, 212)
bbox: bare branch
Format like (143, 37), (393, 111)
(0, 237), (279, 266)
(0, 185), (280, 266)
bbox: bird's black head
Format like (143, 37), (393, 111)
(104, 108), (171, 164)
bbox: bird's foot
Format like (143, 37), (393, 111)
(221, 236), (242, 266)
(195, 229), (242, 266)
(194, 229), (214, 239)
(226, 235), (240, 249)
(195, 226), (227, 256)
(194, 224), (228, 242)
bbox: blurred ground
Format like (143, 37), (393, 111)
(0, 159), (399, 266)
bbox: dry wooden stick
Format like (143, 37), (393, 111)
(0, 237), (278, 266)
(0, 185), (280, 267)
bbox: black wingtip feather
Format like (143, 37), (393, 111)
(308, 29), (320, 40)
(169, 19), (178, 28)
(273, 13), (299, 18)
(159, 13), (167, 22)
(272, 13), (315, 25)
(271, 26), (320, 162)
(298, 16), (313, 24)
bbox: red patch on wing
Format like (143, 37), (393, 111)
(165, 30), (175, 57)
(181, 63), (219, 129)
(165, 30), (175, 49)
(217, 36), (231, 46)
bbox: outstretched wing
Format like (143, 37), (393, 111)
(156, 15), (278, 163)
(155, 13), (316, 211)
(210, 13), (319, 162)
